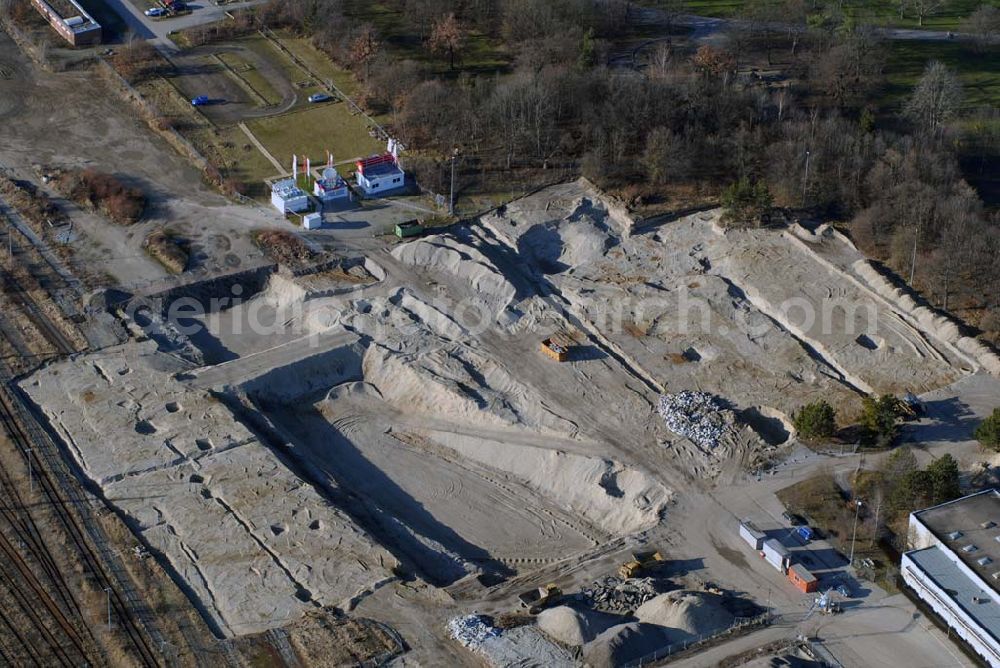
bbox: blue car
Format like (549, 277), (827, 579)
(191, 95), (209, 106)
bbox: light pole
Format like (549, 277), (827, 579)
(801, 149), (811, 208)
(104, 587), (112, 629)
(849, 499), (862, 566)
(25, 448), (33, 493)
(449, 146), (459, 216)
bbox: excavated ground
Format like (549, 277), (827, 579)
(21, 180), (995, 647)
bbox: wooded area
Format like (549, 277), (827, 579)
(215, 0), (999, 341)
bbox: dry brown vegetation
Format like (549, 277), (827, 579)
(251, 229), (318, 268)
(52, 168), (146, 225)
(144, 230), (189, 274)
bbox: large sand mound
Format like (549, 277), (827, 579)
(583, 622), (670, 667)
(537, 605), (621, 646)
(634, 590), (734, 639)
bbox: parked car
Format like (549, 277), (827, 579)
(190, 95), (210, 106)
(782, 511), (805, 526)
(144, 7), (166, 16)
(308, 93), (333, 103)
(796, 525), (814, 542)
(836, 583), (851, 598)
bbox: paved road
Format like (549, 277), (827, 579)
(99, 0), (267, 52)
(638, 7), (989, 45)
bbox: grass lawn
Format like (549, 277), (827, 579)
(275, 35), (363, 97)
(641, 0), (984, 30)
(880, 40), (1000, 113)
(346, 2), (512, 76)
(246, 103), (385, 171)
(216, 51), (284, 106)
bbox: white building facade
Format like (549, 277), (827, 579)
(902, 490), (1000, 667)
(270, 179), (309, 214)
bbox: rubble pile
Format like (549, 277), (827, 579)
(447, 614), (501, 649)
(657, 391), (734, 449)
(583, 577), (661, 614)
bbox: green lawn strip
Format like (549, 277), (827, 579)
(639, 0), (982, 31)
(246, 104), (385, 170)
(216, 51), (284, 106)
(881, 39), (1000, 113)
(346, 1), (511, 76)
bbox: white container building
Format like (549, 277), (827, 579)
(739, 520), (766, 551)
(355, 153), (405, 196)
(901, 490), (1000, 666)
(271, 179), (309, 214)
(761, 538), (790, 573)
(302, 212), (322, 230)
(314, 167), (351, 203)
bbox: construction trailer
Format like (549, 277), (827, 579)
(270, 179), (309, 214)
(739, 520), (766, 550)
(761, 538), (791, 573)
(787, 563), (818, 593)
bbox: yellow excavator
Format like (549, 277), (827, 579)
(618, 550), (664, 579)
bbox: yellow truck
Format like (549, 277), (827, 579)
(618, 550), (664, 579)
(517, 583), (562, 614)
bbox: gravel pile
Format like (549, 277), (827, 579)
(583, 576), (661, 614)
(447, 614), (500, 649)
(657, 391), (734, 449)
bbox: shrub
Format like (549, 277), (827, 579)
(975, 408), (1000, 451)
(56, 168), (145, 225)
(861, 394), (900, 448)
(720, 177), (772, 227)
(794, 400), (837, 441)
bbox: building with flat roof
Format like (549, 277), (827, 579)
(313, 167), (351, 204)
(270, 179), (309, 214)
(355, 153), (405, 197)
(902, 489), (1000, 666)
(30, 0), (102, 46)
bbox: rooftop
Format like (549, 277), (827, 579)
(906, 546), (1000, 650)
(357, 154), (403, 179)
(915, 489), (1000, 592)
(272, 179), (306, 199)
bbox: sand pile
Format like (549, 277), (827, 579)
(391, 234), (516, 313)
(634, 590), (734, 641)
(536, 606), (620, 646)
(583, 622), (670, 667)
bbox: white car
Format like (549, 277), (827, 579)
(145, 7), (166, 17)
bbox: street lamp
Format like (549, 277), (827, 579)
(801, 149), (811, 208)
(849, 499), (863, 567)
(449, 146), (460, 216)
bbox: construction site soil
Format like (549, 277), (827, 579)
(18, 177), (1000, 662)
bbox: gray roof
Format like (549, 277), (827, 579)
(905, 546), (1000, 647)
(914, 489), (1000, 593)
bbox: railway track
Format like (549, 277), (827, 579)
(0, 383), (163, 667)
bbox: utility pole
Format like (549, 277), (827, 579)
(849, 499), (862, 566)
(104, 587), (112, 629)
(449, 146), (459, 216)
(909, 221), (920, 285)
(25, 448), (33, 494)
(801, 149), (811, 208)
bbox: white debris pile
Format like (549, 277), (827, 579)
(657, 391), (734, 449)
(447, 614), (500, 649)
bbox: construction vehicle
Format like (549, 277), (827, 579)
(540, 334), (574, 362)
(618, 550), (664, 579)
(896, 391), (925, 420)
(517, 583), (562, 614)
